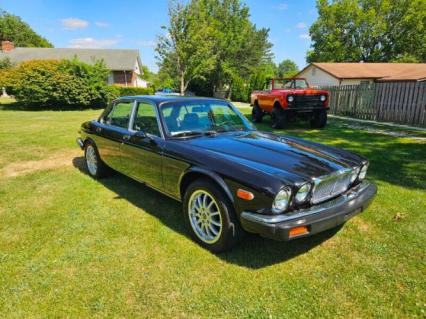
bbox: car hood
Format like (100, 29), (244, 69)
(182, 131), (365, 183)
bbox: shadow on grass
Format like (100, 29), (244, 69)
(73, 156), (340, 269)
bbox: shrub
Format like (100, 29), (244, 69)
(115, 86), (154, 97)
(5, 58), (116, 108)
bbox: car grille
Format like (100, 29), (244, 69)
(311, 170), (353, 204)
(293, 94), (323, 108)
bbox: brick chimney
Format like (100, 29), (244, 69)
(1, 41), (15, 52)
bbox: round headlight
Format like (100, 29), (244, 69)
(320, 95), (327, 102)
(272, 187), (292, 213)
(295, 183), (312, 203)
(359, 163), (369, 180)
(350, 167), (361, 183)
(287, 95), (294, 103)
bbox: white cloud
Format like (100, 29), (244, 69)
(68, 37), (119, 48)
(296, 22), (307, 29)
(299, 33), (311, 40)
(95, 21), (109, 28)
(138, 40), (157, 48)
(276, 3), (288, 10)
(61, 18), (89, 30)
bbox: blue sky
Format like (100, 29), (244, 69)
(0, 0), (318, 72)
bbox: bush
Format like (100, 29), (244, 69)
(4, 58), (116, 108)
(115, 86), (154, 97)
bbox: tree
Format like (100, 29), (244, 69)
(307, 0), (426, 63)
(277, 59), (298, 77)
(0, 9), (52, 47)
(156, 0), (273, 96)
(156, 1), (216, 94)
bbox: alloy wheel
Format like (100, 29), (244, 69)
(188, 190), (223, 244)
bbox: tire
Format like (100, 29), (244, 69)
(271, 106), (287, 129)
(251, 102), (263, 123)
(84, 141), (110, 178)
(183, 178), (243, 253)
(310, 110), (327, 128)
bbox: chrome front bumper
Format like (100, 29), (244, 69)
(240, 181), (377, 241)
(76, 138), (84, 150)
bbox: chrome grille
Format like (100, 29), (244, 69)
(311, 170), (353, 204)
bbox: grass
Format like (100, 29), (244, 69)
(0, 104), (425, 318)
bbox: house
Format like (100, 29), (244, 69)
(0, 41), (147, 87)
(296, 62), (426, 87)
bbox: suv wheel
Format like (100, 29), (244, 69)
(183, 179), (242, 253)
(310, 110), (327, 128)
(84, 141), (110, 178)
(271, 107), (287, 129)
(252, 103), (263, 123)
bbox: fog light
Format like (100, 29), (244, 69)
(289, 226), (309, 238)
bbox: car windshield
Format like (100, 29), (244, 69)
(268, 79), (309, 89)
(160, 101), (254, 137)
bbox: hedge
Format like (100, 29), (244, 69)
(2, 58), (116, 108)
(115, 86), (154, 97)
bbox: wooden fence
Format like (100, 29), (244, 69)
(322, 82), (426, 127)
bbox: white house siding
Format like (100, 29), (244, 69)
(298, 65), (375, 87)
(298, 65), (340, 87)
(133, 60), (148, 88)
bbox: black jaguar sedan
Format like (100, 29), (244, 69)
(77, 96), (377, 252)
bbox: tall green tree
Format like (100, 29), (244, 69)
(307, 0), (426, 63)
(156, 0), (273, 96)
(0, 9), (52, 47)
(156, 0), (216, 94)
(277, 59), (298, 77)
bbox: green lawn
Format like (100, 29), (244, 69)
(0, 105), (425, 318)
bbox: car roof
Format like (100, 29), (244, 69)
(117, 95), (228, 105)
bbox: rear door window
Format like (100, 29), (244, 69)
(104, 101), (133, 128)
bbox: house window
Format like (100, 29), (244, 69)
(311, 67), (316, 76)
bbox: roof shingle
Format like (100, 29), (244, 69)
(0, 47), (140, 71)
(310, 63), (426, 81)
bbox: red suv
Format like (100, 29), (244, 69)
(250, 78), (329, 128)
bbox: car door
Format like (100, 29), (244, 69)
(94, 99), (135, 170)
(119, 100), (164, 190)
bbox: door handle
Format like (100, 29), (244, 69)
(96, 127), (102, 133)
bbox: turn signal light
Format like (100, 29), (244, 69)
(237, 189), (254, 200)
(289, 226), (309, 238)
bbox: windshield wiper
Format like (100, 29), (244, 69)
(170, 130), (217, 137)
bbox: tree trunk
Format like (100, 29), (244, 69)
(180, 73), (185, 96)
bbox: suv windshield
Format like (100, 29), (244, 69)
(266, 79), (309, 90)
(160, 101), (254, 136)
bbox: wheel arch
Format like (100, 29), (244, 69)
(273, 100), (282, 109)
(179, 167), (235, 204)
